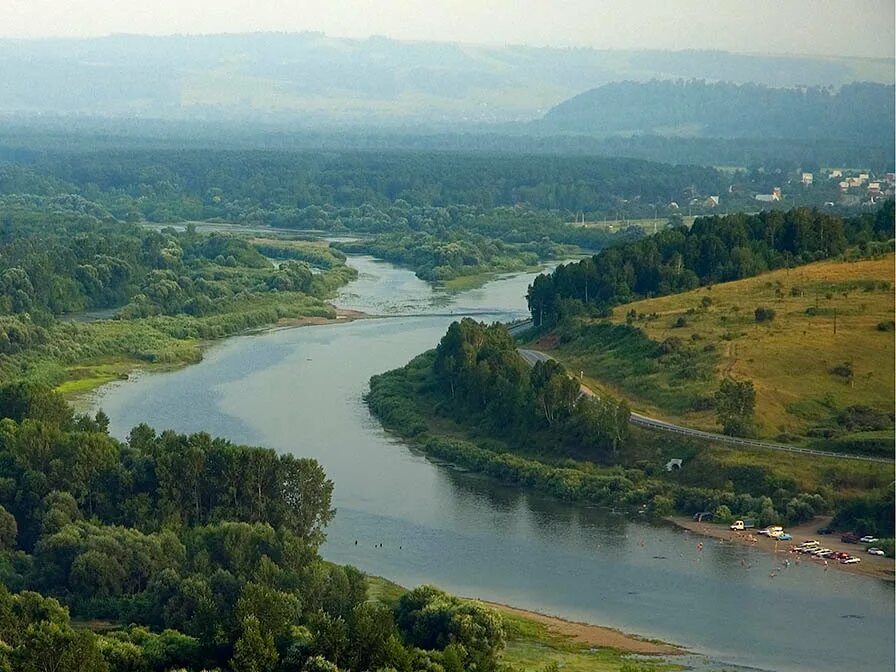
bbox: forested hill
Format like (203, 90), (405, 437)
(539, 80), (895, 142)
(527, 201), (895, 324)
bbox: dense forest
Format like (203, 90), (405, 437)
(527, 202), (895, 324)
(541, 80), (895, 143)
(0, 382), (507, 672)
(0, 149), (730, 221)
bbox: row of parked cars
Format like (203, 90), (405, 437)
(837, 532), (886, 556)
(793, 540), (862, 563)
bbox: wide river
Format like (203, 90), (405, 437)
(90, 256), (894, 672)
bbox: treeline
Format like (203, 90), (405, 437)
(0, 382), (506, 672)
(2, 149), (729, 220)
(369, 319), (632, 463)
(528, 202), (895, 323)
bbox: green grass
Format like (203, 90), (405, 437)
(502, 613), (676, 672)
(8, 291), (338, 400)
(440, 272), (499, 292)
(55, 360), (139, 396)
(366, 575), (407, 609)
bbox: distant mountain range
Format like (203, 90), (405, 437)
(537, 80), (895, 143)
(0, 32), (893, 124)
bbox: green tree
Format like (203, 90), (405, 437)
(0, 505), (16, 551)
(715, 378), (756, 436)
(231, 615), (278, 672)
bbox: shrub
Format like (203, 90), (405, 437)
(876, 320), (895, 332)
(754, 306), (776, 323)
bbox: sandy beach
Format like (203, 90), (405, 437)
(476, 600), (683, 655)
(668, 515), (895, 582)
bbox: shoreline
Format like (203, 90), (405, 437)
(66, 305), (369, 409)
(474, 599), (684, 656)
(666, 515), (895, 582)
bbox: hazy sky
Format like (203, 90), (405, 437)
(1, 0), (893, 59)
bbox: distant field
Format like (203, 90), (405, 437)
(544, 254), (895, 445)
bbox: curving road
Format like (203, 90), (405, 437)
(515, 344), (893, 464)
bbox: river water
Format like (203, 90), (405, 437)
(89, 256), (894, 672)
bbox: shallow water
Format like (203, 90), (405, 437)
(90, 256), (894, 672)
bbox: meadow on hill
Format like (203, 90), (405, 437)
(541, 254), (895, 449)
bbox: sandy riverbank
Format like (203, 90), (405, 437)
(667, 516), (894, 582)
(476, 600), (683, 655)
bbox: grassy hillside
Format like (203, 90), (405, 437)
(540, 254), (895, 447)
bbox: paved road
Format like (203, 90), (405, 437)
(515, 347), (893, 464)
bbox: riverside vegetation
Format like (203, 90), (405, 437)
(366, 203), (895, 549)
(0, 196), (357, 392)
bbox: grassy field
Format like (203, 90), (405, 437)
(366, 577), (679, 672)
(544, 254), (895, 444)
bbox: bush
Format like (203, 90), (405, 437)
(754, 306), (776, 323)
(836, 405), (893, 431)
(876, 320), (895, 332)
(713, 505), (734, 524)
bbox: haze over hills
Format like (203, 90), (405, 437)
(538, 80), (896, 142)
(0, 31), (893, 124)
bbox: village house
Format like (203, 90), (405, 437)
(755, 186), (781, 202)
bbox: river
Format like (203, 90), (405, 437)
(88, 256), (894, 672)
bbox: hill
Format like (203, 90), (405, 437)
(538, 80), (896, 143)
(0, 33), (892, 124)
(537, 254), (895, 451)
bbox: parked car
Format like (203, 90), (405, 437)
(777, 533), (792, 541)
(840, 532), (860, 544)
(842, 557), (861, 564)
(867, 548), (886, 556)
(759, 526), (783, 537)
(817, 526), (834, 535)
(730, 519), (755, 531)
(859, 535), (879, 544)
